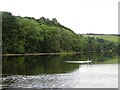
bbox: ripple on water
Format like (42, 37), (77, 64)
(2, 64), (118, 88)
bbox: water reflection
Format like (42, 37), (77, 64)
(2, 52), (118, 88)
(2, 52), (118, 75)
(2, 55), (79, 75)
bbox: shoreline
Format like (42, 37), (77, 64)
(0, 52), (85, 56)
(1, 51), (114, 56)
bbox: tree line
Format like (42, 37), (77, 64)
(2, 12), (118, 54)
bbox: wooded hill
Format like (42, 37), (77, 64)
(2, 12), (118, 54)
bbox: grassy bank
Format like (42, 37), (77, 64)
(83, 34), (119, 44)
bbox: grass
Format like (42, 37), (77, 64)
(83, 34), (119, 43)
(102, 56), (118, 64)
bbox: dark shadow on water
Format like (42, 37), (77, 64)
(2, 52), (118, 75)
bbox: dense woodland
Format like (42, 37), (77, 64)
(2, 12), (118, 54)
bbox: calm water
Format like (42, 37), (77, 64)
(2, 53), (118, 88)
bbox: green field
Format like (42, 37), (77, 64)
(83, 34), (119, 43)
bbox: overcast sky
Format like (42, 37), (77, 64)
(0, 0), (119, 34)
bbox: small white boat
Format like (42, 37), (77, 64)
(65, 60), (92, 64)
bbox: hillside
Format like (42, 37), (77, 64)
(83, 34), (119, 44)
(2, 12), (118, 54)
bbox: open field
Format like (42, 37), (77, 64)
(83, 34), (119, 43)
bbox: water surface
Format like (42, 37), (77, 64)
(2, 53), (118, 88)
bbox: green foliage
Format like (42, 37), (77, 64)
(2, 12), (118, 54)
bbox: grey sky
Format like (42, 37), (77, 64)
(0, 0), (119, 34)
